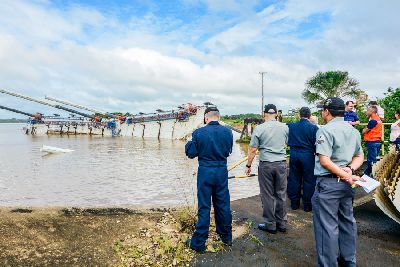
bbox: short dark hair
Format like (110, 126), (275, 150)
(326, 108), (344, 117)
(396, 108), (400, 115)
(264, 104), (277, 114)
(299, 107), (311, 118)
(204, 106), (219, 115)
(369, 105), (378, 114)
(345, 100), (354, 105)
(369, 101), (378, 105)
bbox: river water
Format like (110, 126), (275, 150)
(0, 123), (259, 207)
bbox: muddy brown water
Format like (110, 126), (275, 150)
(0, 123), (259, 207)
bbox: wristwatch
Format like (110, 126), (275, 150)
(347, 165), (355, 175)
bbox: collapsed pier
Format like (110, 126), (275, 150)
(0, 89), (208, 139)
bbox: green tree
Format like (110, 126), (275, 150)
(379, 87), (400, 123)
(379, 87), (400, 153)
(302, 71), (362, 104)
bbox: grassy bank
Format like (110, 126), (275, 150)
(1, 194), (399, 267)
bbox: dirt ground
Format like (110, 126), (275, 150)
(0, 192), (399, 267)
(193, 193), (400, 267)
(0, 207), (165, 266)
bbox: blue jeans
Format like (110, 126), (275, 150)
(394, 138), (400, 152)
(364, 141), (381, 176)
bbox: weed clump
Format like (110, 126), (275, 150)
(175, 208), (197, 233)
(114, 211), (196, 266)
(113, 207), (237, 266)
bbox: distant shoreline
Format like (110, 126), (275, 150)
(0, 119), (26, 123)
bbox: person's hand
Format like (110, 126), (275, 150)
(344, 175), (366, 186)
(341, 166), (352, 175)
(245, 166), (251, 176)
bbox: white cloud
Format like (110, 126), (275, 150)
(0, 0), (399, 119)
(183, 0), (260, 13)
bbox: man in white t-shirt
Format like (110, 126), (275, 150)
(391, 108), (400, 151)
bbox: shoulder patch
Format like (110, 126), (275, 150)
(316, 135), (325, 145)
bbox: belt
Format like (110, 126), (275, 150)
(260, 160), (286, 163)
(319, 174), (346, 183)
(320, 174), (338, 178)
(198, 160), (227, 167)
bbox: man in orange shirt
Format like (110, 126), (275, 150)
(363, 105), (382, 176)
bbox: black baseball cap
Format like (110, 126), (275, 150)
(204, 106), (219, 115)
(317, 97), (345, 111)
(264, 104), (277, 114)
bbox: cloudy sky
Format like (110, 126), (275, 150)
(0, 0), (399, 118)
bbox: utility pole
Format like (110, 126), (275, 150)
(259, 72), (267, 116)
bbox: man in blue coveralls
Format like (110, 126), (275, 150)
(185, 106), (233, 252)
(287, 107), (319, 212)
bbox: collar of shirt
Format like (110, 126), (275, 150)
(327, 117), (344, 124)
(265, 118), (277, 122)
(369, 113), (381, 122)
(208, 121), (220, 125)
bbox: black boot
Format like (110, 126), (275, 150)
(291, 201), (300, 210)
(258, 223), (277, 234)
(185, 238), (205, 253)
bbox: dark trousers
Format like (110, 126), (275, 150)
(364, 141), (381, 176)
(190, 166), (232, 251)
(287, 150), (316, 209)
(312, 178), (357, 267)
(258, 161), (288, 231)
(394, 138), (400, 152)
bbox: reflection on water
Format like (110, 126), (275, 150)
(0, 123), (259, 207)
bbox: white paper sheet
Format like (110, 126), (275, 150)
(355, 174), (381, 193)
